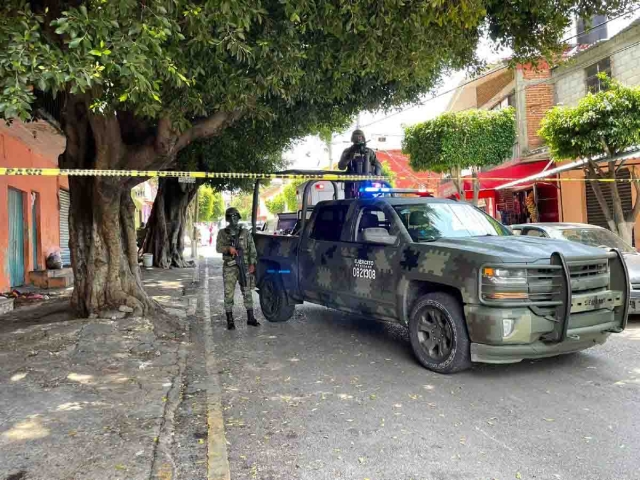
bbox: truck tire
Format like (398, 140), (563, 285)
(259, 274), (295, 323)
(408, 292), (471, 373)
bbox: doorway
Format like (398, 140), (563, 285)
(8, 188), (26, 287)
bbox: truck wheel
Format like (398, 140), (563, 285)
(259, 275), (294, 322)
(408, 292), (471, 373)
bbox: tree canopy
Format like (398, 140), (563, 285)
(2, 0), (629, 134)
(265, 194), (286, 215)
(539, 77), (640, 244)
(197, 185), (215, 222)
(539, 78), (640, 160)
(403, 108), (516, 174)
(403, 107), (515, 201)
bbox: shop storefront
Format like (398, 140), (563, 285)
(438, 160), (559, 225)
(496, 182), (559, 225)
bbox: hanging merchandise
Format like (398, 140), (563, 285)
(525, 191), (539, 223)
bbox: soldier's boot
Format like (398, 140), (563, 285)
(247, 309), (260, 327)
(226, 312), (236, 330)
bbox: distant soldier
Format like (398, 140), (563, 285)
(338, 129), (382, 198)
(216, 207), (259, 330)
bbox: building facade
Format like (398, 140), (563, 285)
(440, 61), (559, 223)
(441, 18), (640, 232)
(554, 20), (640, 237)
(0, 119), (67, 290)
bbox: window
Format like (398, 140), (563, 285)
(311, 205), (349, 241)
(524, 228), (545, 237)
(552, 227), (635, 253)
(491, 94), (515, 111)
(355, 207), (391, 242)
(585, 57), (611, 93)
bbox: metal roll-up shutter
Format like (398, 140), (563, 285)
(59, 189), (71, 266)
(586, 168), (634, 243)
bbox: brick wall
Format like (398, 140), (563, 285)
(518, 63), (555, 150)
(476, 70), (514, 107)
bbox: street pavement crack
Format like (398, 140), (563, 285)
(148, 324), (189, 480)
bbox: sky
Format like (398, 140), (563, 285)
(283, 11), (640, 170)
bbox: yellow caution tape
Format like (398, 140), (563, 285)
(0, 167), (637, 183)
(0, 168), (386, 181)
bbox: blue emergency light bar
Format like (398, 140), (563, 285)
(358, 186), (433, 197)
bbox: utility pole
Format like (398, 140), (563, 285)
(327, 134), (334, 169)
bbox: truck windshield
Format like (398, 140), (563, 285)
(393, 203), (511, 242)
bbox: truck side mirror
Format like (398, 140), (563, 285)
(363, 228), (397, 245)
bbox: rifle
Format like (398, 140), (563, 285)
(231, 231), (248, 289)
(350, 143), (370, 175)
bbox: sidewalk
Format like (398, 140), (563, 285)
(0, 265), (199, 480)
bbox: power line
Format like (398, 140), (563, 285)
(361, 7), (640, 128)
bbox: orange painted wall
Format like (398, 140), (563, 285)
(558, 167), (587, 223)
(0, 131), (68, 291)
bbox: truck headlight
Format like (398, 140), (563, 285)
(481, 267), (528, 302)
(482, 267), (527, 285)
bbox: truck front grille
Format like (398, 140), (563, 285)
(528, 260), (609, 303)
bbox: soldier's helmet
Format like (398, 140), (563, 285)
(225, 207), (241, 222)
(351, 129), (366, 144)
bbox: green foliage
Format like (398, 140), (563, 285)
(380, 161), (397, 187)
(403, 108), (516, 173)
(197, 185), (214, 222)
(229, 193), (252, 221)
(212, 192), (225, 222)
(283, 180), (305, 211)
(539, 78), (640, 160)
(265, 194), (286, 214)
(1, 0), (628, 126)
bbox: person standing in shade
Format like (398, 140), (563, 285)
(216, 207), (260, 330)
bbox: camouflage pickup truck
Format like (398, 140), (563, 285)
(252, 182), (629, 373)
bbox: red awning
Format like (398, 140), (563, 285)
(462, 161), (552, 191)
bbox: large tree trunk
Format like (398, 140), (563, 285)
(143, 178), (198, 269)
(60, 95), (154, 316)
(57, 93), (238, 317)
(68, 176), (153, 316)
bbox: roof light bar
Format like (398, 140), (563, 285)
(358, 187), (434, 196)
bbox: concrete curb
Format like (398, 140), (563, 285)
(201, 260), (231, 480)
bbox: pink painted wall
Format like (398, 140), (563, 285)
(0, 129), (68, 290)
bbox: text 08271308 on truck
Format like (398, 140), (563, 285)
(250, 171), (629, 374)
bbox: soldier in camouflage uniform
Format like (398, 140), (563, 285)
(338, 129), (382, 198)
(216, 207), (259, 330)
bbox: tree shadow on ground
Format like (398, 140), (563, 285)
(0, 299), (78, 335)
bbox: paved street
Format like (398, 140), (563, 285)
(206, 255), (640, 480)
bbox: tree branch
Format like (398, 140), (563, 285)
(615, 159), (628, 174)
(626, 167), (640, 223)
(588, 158), (607, 178)
(175, 109), (244, 153)
(600, 136), (614, 158)
(586, 163), (615, 231)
